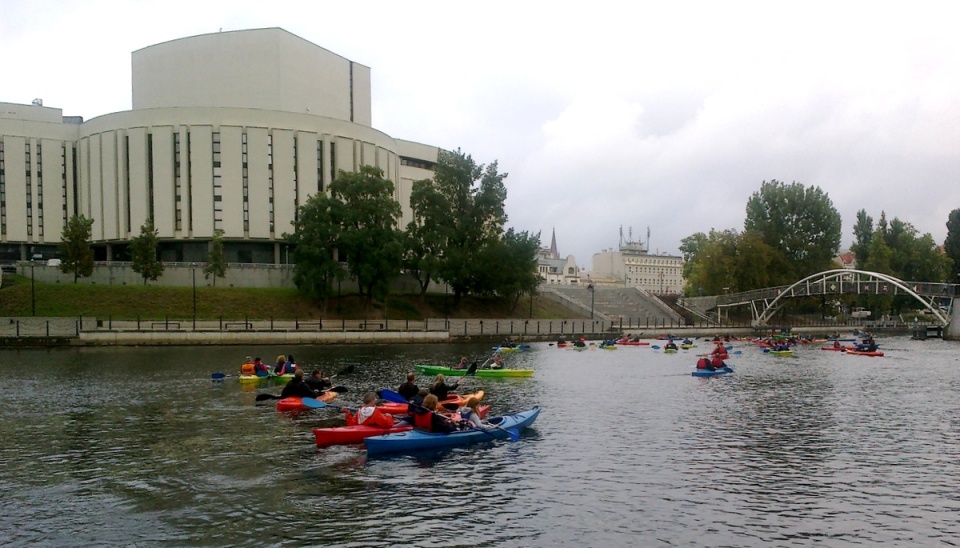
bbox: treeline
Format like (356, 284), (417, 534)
(285, 149), (541, 314)
(681, 180), (956, 311)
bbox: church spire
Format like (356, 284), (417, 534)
(550, 228), (559, 259)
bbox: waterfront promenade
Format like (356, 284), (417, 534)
(0, 315), (916, 346)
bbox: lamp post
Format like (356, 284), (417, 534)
(191, 263), (197, 329)
(588, 283), (595, 320)
(30, 260), (36, 316)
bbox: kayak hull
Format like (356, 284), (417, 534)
(692, 367), (734, 377)
(846, 350), (885, 357)
(313, 424), (413, 447)
(768, 350), (794, 357)
(616, 340), (650, 346)
(365, 407), (541, 456)
(276, 391), (338, 412)
(414, 365), (534, 377)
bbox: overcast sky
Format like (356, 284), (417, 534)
(3, 0), (958, 267)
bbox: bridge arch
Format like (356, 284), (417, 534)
(752, 269), (950, 326)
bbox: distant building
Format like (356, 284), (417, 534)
(0, 27), (438, 264)
(836, 251), (856, 269)
(591, 228), (683, 294)
(536, 229), (581, 285)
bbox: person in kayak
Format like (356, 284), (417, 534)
(280, 370), (321, 399)
(274, 354), (289, 375)
(240, 356), (255, 376)
(696, 357), (710, 370)
(453, 356), (469, 370)
(429, 374), (461, 401)
(284, 355), (298, 373)
(459, 396), (487, 429)
(490, 354), (505, 369)
(354, 392), (395, 428)
(397, 372), (419, 401)
(252, 357), (269, 376)
(664, 340), (678, 351)
(305, 370), (331, 392)
(710, 354), (726, 370)
(413, 395), (457, 433)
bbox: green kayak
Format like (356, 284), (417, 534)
(414, 364), (534, 378)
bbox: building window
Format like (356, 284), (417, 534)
(0, 139), (5, 236)
(174, 133), (181, 231)
(242, 132), (249, 233)
(25, 143), (32, 236)
(317, 139), (324, 193)
(329, 141), (336, 184)
(268, 134), (274, 233)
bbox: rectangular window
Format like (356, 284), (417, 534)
(329, 141), (336, 183)
(174, 133), (181, 231)
(242, 131), (249, 233)
(317, 140), (323, 193)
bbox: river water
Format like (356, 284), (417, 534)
(2, 336), (959, 546)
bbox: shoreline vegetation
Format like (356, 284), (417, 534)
(0, 275), (583, 321)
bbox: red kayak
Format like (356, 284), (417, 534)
(845, 350), (885, 357)
(313, 424), (413, 447)
(821, 346), (856, 352)
(276, 391), (338, 412)
(616, 339), (650, 346)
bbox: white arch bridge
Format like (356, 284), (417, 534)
(683, 269), (956, 327)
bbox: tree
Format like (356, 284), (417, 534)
(850, 209), (873, 268)
(204, 229), (227, 286)
(404, 178), (448, 302)
(130, 219), (164, 285)
(330, 165), (404, 310)
(744, 180), (842, 281)
(285, 191), (343, 313)
(945, 209), (960, 282)
(490, 229), (542, 314)
(58, 214), (95, 283)
(423, 149), (508, 307)
(861, 227), (894, 315)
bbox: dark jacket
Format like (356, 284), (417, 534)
(281, 379), (317, 399)
(398, 381), (419, 401)
(429, 381), (459, 402)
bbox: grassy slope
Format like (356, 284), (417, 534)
(0, 275), (582, 320)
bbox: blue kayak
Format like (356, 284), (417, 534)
(364, 407), (541, 456)
(692, 366), (734, 377)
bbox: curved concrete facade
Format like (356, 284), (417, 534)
(0, 28), (439, 264)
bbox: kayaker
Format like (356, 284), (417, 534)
(240, 356), (255, 376)
(413, 395), (457, 433)
(453, 356), (469, 370)
(664, 341), (678, 351)
(710, 355), (726, 370)
(459, 396), (487, 428)
(397, 372), (419, 401)
(429, 374), (461, 401)
(305, 370), (331, 392)
(490, 354), (505, 369)
(833, 339), (841, 349)
(280, 370), (320, 399)
(284, 355), (298, 373)
(273, 354), (288, 375)
(253, 357), (269, 376)
(696, 357), (710, 370)
(354, 392), (395, 428)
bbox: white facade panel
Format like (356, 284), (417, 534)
(150, 126), (175, 237)
(272, 129), (295, 237)
(88, 135), (104, 241)
(100, 132), (119, 240)
(40, 138), (65, 241)
(361, 142), (376, 169)
(246, 128), (270, 239)
(4, 137), (28, 241)
(220, 126), (244, 236)
(127, 128), (149, 237)
(188, 126), (214, 238)
(335, 136), (353, 175)
(296, 131), (318, 203)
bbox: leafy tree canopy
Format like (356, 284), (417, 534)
(130, 219), (164, 285)
(58, 214), (95, 283)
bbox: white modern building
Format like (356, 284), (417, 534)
(591, 229), (684, 294)
(0, 28), (439, 264)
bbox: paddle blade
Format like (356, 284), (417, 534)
(504, 427), (520, 441)
(301, 397), (327, 409)
(255, 393), (280, 401)
(378, 388), (408, 404)
(211, 373), (226, 380)
(651, 345), (661, 350)
(466, 362), (479, 376)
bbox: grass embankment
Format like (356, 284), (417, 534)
(0, 275), (582, 321)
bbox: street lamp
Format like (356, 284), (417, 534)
(191, 263), (197, 329)
(30, 260), (36, 316)
(588, 283), (595, 320)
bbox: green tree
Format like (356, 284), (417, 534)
(733, 230), (779, 290)
(850, 209), (873, 268)
(419, 149), (507, 307)
(404, 178), (448, 302)
(475, 229), (541, 312)
(204, 229), (227, 286)
(944, 208), (960, 282)
(744, 180), (842, 281)
(330, 165), (403, 310)
(861, 227), (894, 315)
(58, 214), (95, 283)
(130, 219), (164, 285)
(285, 191), (343, 313)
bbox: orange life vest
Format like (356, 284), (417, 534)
(241, 363), (255, 375)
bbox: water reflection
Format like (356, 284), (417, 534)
(1, 337), (960, 545)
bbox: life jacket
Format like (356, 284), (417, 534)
(413, 410), (433, 430)
(241, 363), (255, 375)
(711, 356), (725, 367)
(696, 358), (709, 369)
